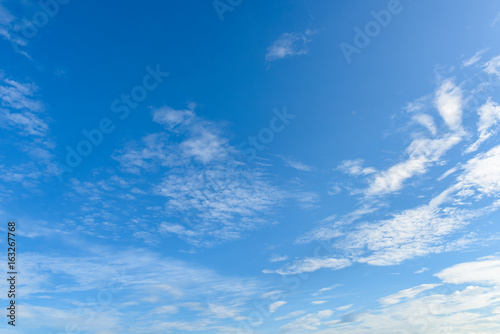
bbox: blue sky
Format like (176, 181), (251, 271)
(1, 0), (500, 332)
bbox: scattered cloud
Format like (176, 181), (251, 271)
(415, 267), (430, 274)
(270, 257), (351, 275)
(265, 30), (316, 62)
(312, 300), (328, 305)
(0, 76), (57, 189)
(338, 159), (376, 176)
(365, 133), (462, 196)
(275, 310), (307, 321)
(465, 99), (500, 153)
(484, 55), (500, 76)
(463, 48), (488, 67)
(319, 257), (500, 333)
(435, 256), (500, 285)
(9, 245), (266, 333)
(492, 12), (500, 27)
(280, 309), (334, 331)
(335, 304), (353, 311)
(435, 79), (463, 131)
(458, 144), (500, 197)
(313, 285), (342, 297)
(280, 155), (313, 171)
(379, 284), (441, 305)
(270, 255), (288, 263)
(269, 301), (287, 313)
(155, 165), (284, 245)
(412, 113), (437, 136)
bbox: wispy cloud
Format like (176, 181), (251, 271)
(275, 310), (306, 321)
(484, 55), (500, 76)
(269, 257), (351, 275)
(339, 159), (376, 176)
(465, 99), (500, 153)
(316, 257), (500, 333)
(435, 256), (500, 285)
(412, 113), (437, 136)
(463, 48), (489, 67)
(273, 59), (500, 275)
(365, 133), (462, 196)
(101, 104), (327, 246)
(10, 245), (268, 333)
(280, 309), (334, 331)
(435, 79), (463, 131)
(415, 267), (429, 274)
(280, 155), (314, 171)
(270, 255), (288, 263)
(265, 30), (316, 62)
(269, 301), (287, 313)
(362, 79), (464, 196)
(312, 284), (342, 297)
(379, 284), (441, 305)
(0, 76), (58, 189)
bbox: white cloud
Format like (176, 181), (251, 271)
(459, 144), (500, 196)
(16, 304), (124, 333)
(313, 284), (342, 296)
(379, 284), (441, 305)
(269, 301), (287, 313)
(272, 257), (351, 275)
(463, 48), (488, 67)
(0, 77), (57, 188)
(281, 309), (334, 331)
(275, 310), (307, 321)
(270, 255), (288, 263)
(152, 105), (194, 129)
(351, 205), (468, 266)
(415, 267), (430, 274)
(336, 304), (353, 311)
(7, 246), (267, 333)
(0, 3), (15, 27)
(365, 133), (462, 196)
(180, 127), (229, 163)
(284, 202), (474, 275)
(206, 303), (244, 320)
(316, 257), (500, 333)
(339, 159), (376, 176)
(485, 55), (500, 76)
(492, 12), (500, 27)
(0, 78), (48, 136)
(412, 113), (437, 135)
(435, 256), (500, 285)
(116, 105), (231, 170)
(435, 79), (463, 131)
(265, 30), (316, 62)
(152, 305), (179, 314)
(295, 204), (378, 244)
(159, 222), (196, 237)
(466, 99), (500, 153)
(312, 300), (328, 305)
(0, 3), (31, 58)
(280, 155), (313, 171)
(112, 133), (179, 174)
(156, 165), (284, 246)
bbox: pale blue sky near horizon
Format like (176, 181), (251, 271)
(1, 0), (500, 333)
